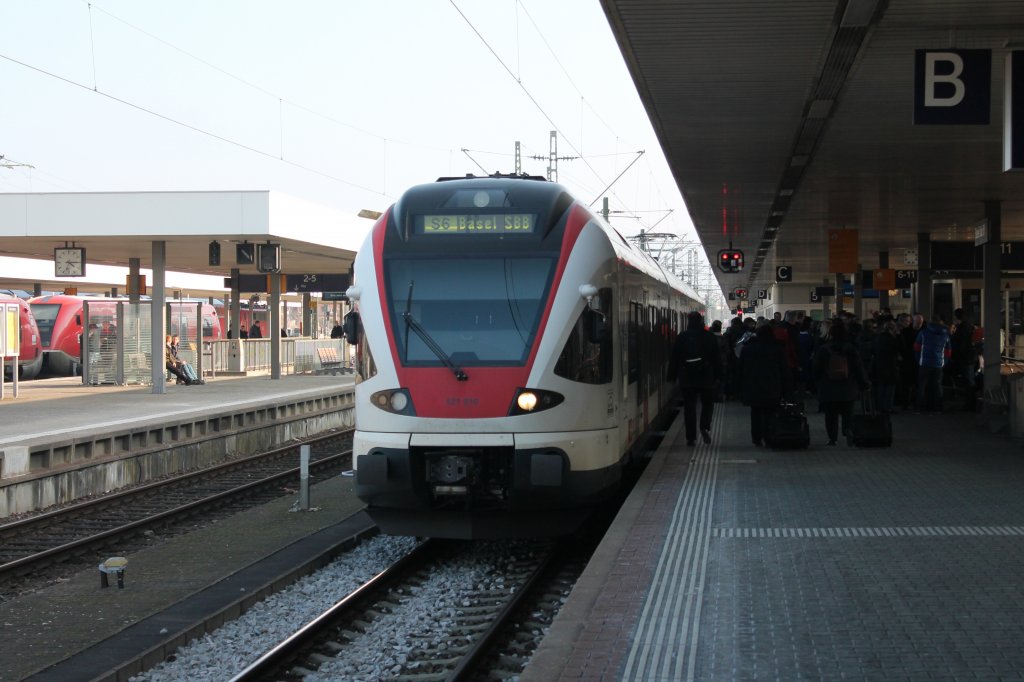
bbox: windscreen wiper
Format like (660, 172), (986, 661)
(404, 281), (468, 381)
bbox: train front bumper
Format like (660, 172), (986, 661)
(352, 428), (621, 536)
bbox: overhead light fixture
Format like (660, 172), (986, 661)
(807, 99), (834, 119)
(840, 0), (879, 27)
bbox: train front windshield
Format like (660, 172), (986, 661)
(385, 257), (554, 366)
(30, 304), (60, 347)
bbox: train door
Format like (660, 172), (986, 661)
(962, 287), (981, 326)
(931, 279), (958, 323)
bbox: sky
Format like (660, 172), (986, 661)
(0, 0), (720, 305)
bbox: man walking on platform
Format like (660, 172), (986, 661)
(915, 314), (951, 412)
(667, 311), (722, 446)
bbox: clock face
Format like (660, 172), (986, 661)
(54, 247), (86, 277)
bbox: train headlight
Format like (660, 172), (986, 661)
(389, 391), (409, 412)
(370, 388), (416, 415)
(517, 391), (539, 412)
(508, 388), (564, 416)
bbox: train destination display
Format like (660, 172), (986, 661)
(418, 213), (536, 235)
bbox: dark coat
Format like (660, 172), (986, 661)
(667, 327), (722, 389)
(737, 335), (791, 406)
(871, 332), (901, 385)
(951, 321), (977, 368)
(813, 342), (869, 403)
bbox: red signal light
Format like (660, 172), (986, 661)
(717, 248), (745, 273)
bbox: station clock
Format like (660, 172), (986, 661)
(54, 247), (86, 277)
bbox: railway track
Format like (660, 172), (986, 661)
(228, 537), (566, 681)
(0, 429), (353, 596)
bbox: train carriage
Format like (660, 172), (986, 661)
(0, 295), (43, 380)
(346, 175), (702, 538)
(29, 295), (222, 376)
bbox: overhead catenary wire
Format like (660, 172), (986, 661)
(0, 52), (388, 199)
(514, 0), (620, 142)
(14, 0), (701, 262)
(447, 1), (613, 190)
(79, 0), (453, 155)
(448, 2), (661, 234)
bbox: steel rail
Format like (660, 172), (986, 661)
(0, 429), (351, 537)
(446, 545), (558, 681)
(228, 539), (436, 682)
(0, 447), (349, 579)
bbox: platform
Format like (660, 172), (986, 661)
(0, 374), (355, 517)
(524, 400), (1024, 681)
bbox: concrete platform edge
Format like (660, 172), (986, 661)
(520, 412), (686, 681)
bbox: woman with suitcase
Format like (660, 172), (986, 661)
(812, 321), (869, 445)
(737, 324), (792, 446)
(667, 311), (722, 446)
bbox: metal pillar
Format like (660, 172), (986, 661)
(229, 268), (242, 372)
(835, 273), (844, 315)
(916, 232), (932, 317)
(878, 251), (890, 311)
(150, 242), (166, 394)
(299, 444), (311, 510)
(982, 201), (1002, 415)
(302, 293), (312, 337)
(853, 264), (863, 319)
(822, 278), (830, 319)
(270, 273), (282, 380)
(128, 258), (141, 305)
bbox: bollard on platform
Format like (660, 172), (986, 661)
(98, 556), (128, 589)
(299, 444), (310, 511)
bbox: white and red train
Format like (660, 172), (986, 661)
(0, 294), (43, 380)
(345, 175), (703, 538)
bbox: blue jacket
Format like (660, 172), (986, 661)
(914, 323), (951, 369)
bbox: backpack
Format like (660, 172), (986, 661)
(827, 349), (849, 381)
(734, 330), (754, 358)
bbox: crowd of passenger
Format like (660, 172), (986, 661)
(668, 307), (982, 447)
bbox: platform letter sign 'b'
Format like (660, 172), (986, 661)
(914, 49), (991, 125)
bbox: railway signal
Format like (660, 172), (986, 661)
(718, 249), (744, 273)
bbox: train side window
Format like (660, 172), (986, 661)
(352, 311), (377, 382)
(554, 288), (612, 384)
(627, 301), (640, 384)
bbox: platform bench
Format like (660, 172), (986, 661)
(316, 347), (346, 375)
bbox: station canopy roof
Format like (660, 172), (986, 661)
(600, 0), (1024, 292)
(0, 190), (371, 296)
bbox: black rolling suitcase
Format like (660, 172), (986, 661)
(765, 401), (810, 449)
(850, 391), (892, 447)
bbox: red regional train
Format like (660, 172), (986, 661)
(0, 294), (44, 380)
(29, 295), (222, 376)
(344, 174), (703, 539)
